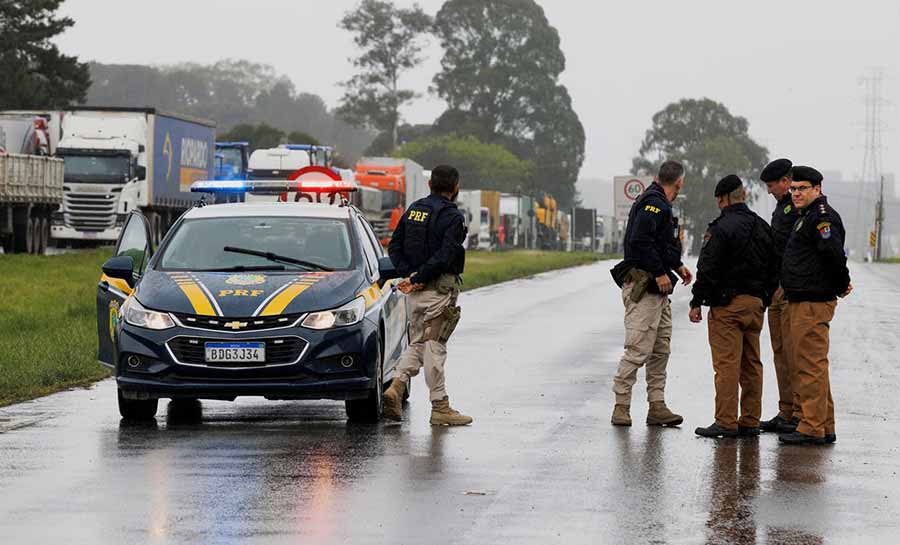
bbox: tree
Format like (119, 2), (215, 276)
(632, 98), (769, 254)
(432, 0), (584, 206)
(337, 0), (433, 150)
(394, 134), (533, 193)
(0, 0), (91, 108)
(287, 131), (320, 146)
(219, 123), (285, 151)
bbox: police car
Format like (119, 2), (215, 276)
(96, 179), (408, 421)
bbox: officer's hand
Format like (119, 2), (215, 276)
(655, 274), (673, 294)
(677, 266), (693, 286)
(689, 307), (703, 323)
(840, 283), (853, 298)
(397, 278), (413, 294)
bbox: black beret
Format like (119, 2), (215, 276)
(760, 158), (792, 182)
(791, 166), (823, 186)
(715, 174), (743, 197)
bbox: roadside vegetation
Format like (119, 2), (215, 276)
(0, 249), (608, 407)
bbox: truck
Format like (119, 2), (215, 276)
(534, 194), (560, 250)
(480, 190), (501, 250)
(456, 189), (482, 249)
(245, 144), (334, 203)
(52, 107), (215, 246)
(354, 157), (427, 244)
(0, 154), (63, 254)
(214, 141), (249, 181)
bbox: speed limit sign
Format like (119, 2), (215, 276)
(614, 176), (652, 222)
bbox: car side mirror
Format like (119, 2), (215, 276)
(377, 256), (400, 287)
(102, 255), (135, 287)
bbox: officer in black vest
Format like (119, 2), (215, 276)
(609, 160), (693, 427)
(383, 165), (472, 426)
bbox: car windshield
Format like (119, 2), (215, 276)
(158, 216), (354, 271)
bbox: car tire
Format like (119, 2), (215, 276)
(345, 332), (384, 422)
(118, 389), (159, 421)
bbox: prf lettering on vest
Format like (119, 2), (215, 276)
(408, 210), (430, 222)
(644, 205), (661, 214)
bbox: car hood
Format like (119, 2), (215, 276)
(136, 269), (367, 318)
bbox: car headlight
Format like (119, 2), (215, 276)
(122, 298), (176, 330)
(301, 296), (366, 330)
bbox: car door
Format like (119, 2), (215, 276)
(356, 214), (407, 363)
(96, 212), (153, 367)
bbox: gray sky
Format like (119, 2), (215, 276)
(58, 0), (900, 183)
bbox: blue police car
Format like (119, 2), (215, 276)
(96, 181), (408, 421)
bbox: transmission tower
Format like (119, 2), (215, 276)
(854, 69), (886, 258)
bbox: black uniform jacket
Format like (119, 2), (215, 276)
(388, 193), (466, 286)
(611, 182), (683, 293)
(781, 195), (851, 302)
(690, 203), (778, 309)
(770, 193), (798, 281)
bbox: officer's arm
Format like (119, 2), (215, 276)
(690, 225), (725, 308)
(816, 216), (851, 293)
(410, 212), (465, 286)
(387, 214), (412, 277)
(630, 206), (667, 277)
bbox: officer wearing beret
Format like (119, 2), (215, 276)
(759, 159), (801, 434)
(779, 166), (852, 445)
(690, 175), (778, 438)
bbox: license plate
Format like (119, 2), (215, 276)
(204, 342), (265, 363)
(83, 231), (98, 238)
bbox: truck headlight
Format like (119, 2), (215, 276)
(301, 296), (366, 330)
(122, 298), (176, 330)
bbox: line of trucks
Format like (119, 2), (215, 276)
(0, 107), (581, 254)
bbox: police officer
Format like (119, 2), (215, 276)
(609, 160), (693, 427)
(382, 165), (472, 426)
(759, 159), (801, 434)
(689, 175), (778, 438)
(779, 166), (851, 445)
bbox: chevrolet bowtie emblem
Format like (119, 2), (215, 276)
(224, 321), (248, 330)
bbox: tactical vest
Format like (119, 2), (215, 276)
(402, 196), (458, 269)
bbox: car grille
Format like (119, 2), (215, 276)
(63, 191), (117, 231)
(172, 313), (304, 332)
(167, 336), (308, 367)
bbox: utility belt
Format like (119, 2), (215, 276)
(424, 273), (462, 294)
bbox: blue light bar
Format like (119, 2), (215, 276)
(280, 144), (333, 152)
(191, 180), (250, 193)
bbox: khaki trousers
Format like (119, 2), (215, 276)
(708, 295), (765, 429)
(394, 282), (459, 402)
(613, 282), (672, 406)
(768, 287), (800, 419)
(788, 300), (837, 438)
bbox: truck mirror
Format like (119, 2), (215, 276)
(102, 256), (135, 287)
(135, 165), (146, 180)
(138, 144), (145, 153)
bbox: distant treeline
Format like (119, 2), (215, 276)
(85, 60), (375, 162)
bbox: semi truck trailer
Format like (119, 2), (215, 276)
(52, 107), (215, 246)
(0, 154), (63, 254)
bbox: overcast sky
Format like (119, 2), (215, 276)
(57, 0), (900, 183)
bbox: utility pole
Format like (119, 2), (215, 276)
(875, 175), (885, 261)
(855, 68), (886, 260)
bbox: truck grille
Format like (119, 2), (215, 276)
(63, 191), (117, 231)
(172, 313), (304, 333)
(167, 336), (308, 368)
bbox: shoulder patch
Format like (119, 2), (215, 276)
(643, 205), (661, 214)
(817, 222), (832, 239)
(702, 230), (712, 248)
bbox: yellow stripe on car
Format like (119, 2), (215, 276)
(259, 283), (312, 316)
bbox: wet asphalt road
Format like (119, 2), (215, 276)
(2, 261), (899, 544)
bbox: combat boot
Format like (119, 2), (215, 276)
(382, 378), (406, 422)
(430, 397), (473, 426)
(646, 401), (683, 427)
(611, 404), (632, 427)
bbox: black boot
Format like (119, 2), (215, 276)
(760, 414), (787, 433)
(778, 431), (827, 445)
(776, 416), (799, 434)
(738, 426), (760, 437)
(695, 423), (738, 438)
(824, 433), (837, 444)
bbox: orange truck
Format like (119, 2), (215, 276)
(354, 157), (427, 244)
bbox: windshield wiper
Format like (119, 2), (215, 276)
(193, 265), (286, 272)
(224, 246), (333, 272)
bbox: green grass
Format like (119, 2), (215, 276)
(882, 257), (900, 264)
(462, 250), (610, 291)
(0, 248), (608, 407)
(0, 249), (113, 406)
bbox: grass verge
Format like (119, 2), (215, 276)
(0, 249), (609, 407)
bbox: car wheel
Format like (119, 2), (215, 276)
(345, 332), (384, 422)
(118, 389), (159, 421)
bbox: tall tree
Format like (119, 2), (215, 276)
(632, 98), (769, 254)
(432, 0), (584, 206)
(337, 0), (433, 150)
(0, 0), (91, 108)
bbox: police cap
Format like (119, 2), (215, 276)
(714, 174), (743, 197)
(791, 166), (823, 186)
(760, 158), (792, 182)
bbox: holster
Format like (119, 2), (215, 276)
(425, 304), (462, 345)
(626, 268), (652, 303)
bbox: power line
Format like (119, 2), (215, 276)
(854, 68), (887, 257)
